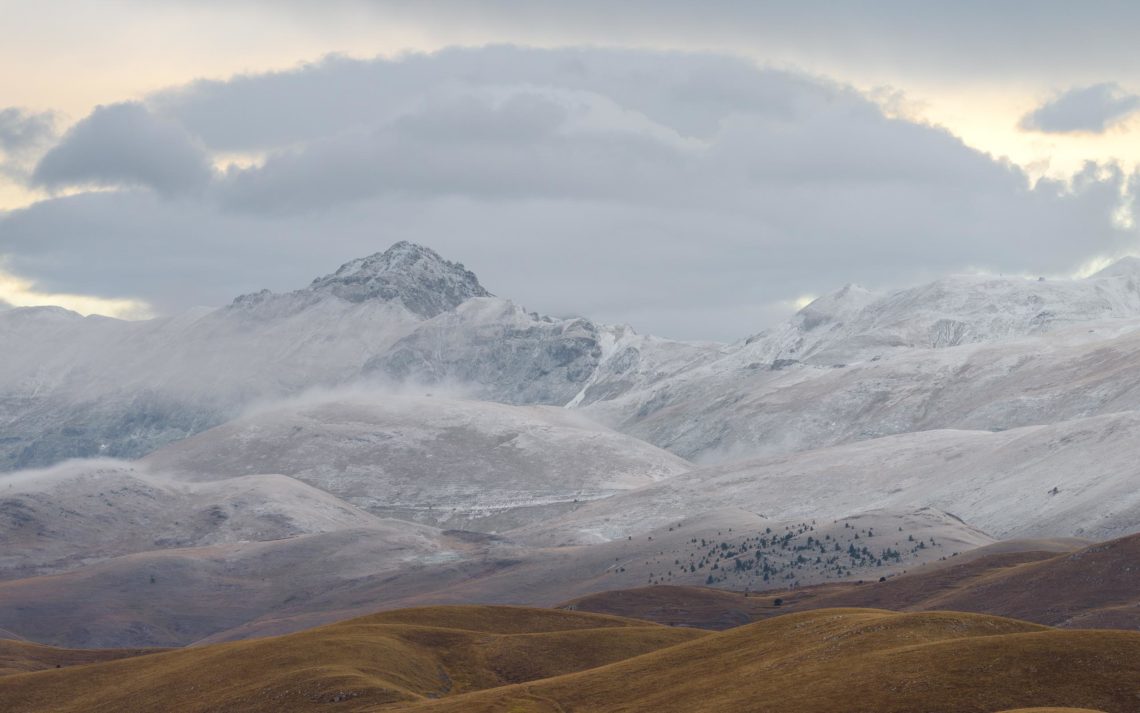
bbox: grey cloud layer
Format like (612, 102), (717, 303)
(1021, 83), (1140, 134)
(2, 46), (1138, 340)
(173, 0), (1140, 83)
(32, 102), (214, 195)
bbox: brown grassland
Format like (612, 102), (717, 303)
(0, 639), (162, 677)
(0, 605), (1135, 713)
(0, 606), (704, 712)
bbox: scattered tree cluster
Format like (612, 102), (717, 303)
(608, 518), (949, 590)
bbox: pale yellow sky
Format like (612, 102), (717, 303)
(0, 265), (153, 318)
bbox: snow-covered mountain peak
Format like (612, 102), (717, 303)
(226, 241), (492, 319)
(1091, 255), (1140, 280)
(795, 283), (880, 331)
(307, 241), (492, 317)
(741, 282), (880, 353)
(0, 305), (86, 324)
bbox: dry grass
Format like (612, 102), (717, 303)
(404, 609), (1140, 713)
(994, 708), (1109, 713)
(2, 606), (1136, 713)
(561, 581), (848, 628)
(0, 639), (161, 677)
(0, 605), (705, 713)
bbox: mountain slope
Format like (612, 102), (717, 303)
(560, 533), (1140, 632)
(0, 527), (488, 648)
(586, 266), (1140, 462)
(0, 459), (404, 579)
(527, 412), (1140, 544)
(802, 532), (1140, 629)
(141, 393), (691, 531)
(744, 264), (1140, 367)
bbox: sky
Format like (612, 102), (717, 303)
(1, 1), (1139, 340)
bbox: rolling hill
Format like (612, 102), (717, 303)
(0, 606), (706, 713)
(1, 606), (1135, 713)
(408, 609), (1140, 713)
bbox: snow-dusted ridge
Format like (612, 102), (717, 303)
(525, 411), (1140, 545)
(584, 264), (1140, 462)
(741, 263), (1140, 368)
(141, 392), (692, 532)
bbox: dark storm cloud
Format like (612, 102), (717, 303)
(3, 46), (1139, 340)
(32, 102), (214, 195)
(1020, 84), (1140, 134)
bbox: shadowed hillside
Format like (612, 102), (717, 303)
(564, 534), (1140, 631)
(802, 533), (1140, 628)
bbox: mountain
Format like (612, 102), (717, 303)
(587, 298), (1140, 462)
(0, 242), (714, 471)
(10, 242), (1140, 472)
(743, 266), (1140, 366)
(363, 300), (720, 406)
(305, 241), (491, 316)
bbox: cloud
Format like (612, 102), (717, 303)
(3, 46), (1138, 339)
(1020, 83), (1140, 134)
(215, 86), (690, 213)
(0, 108), (56, 157)
(149, 47), (819, 152)
(32, 102), (213, 195)
(0, 108), (57, 186)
